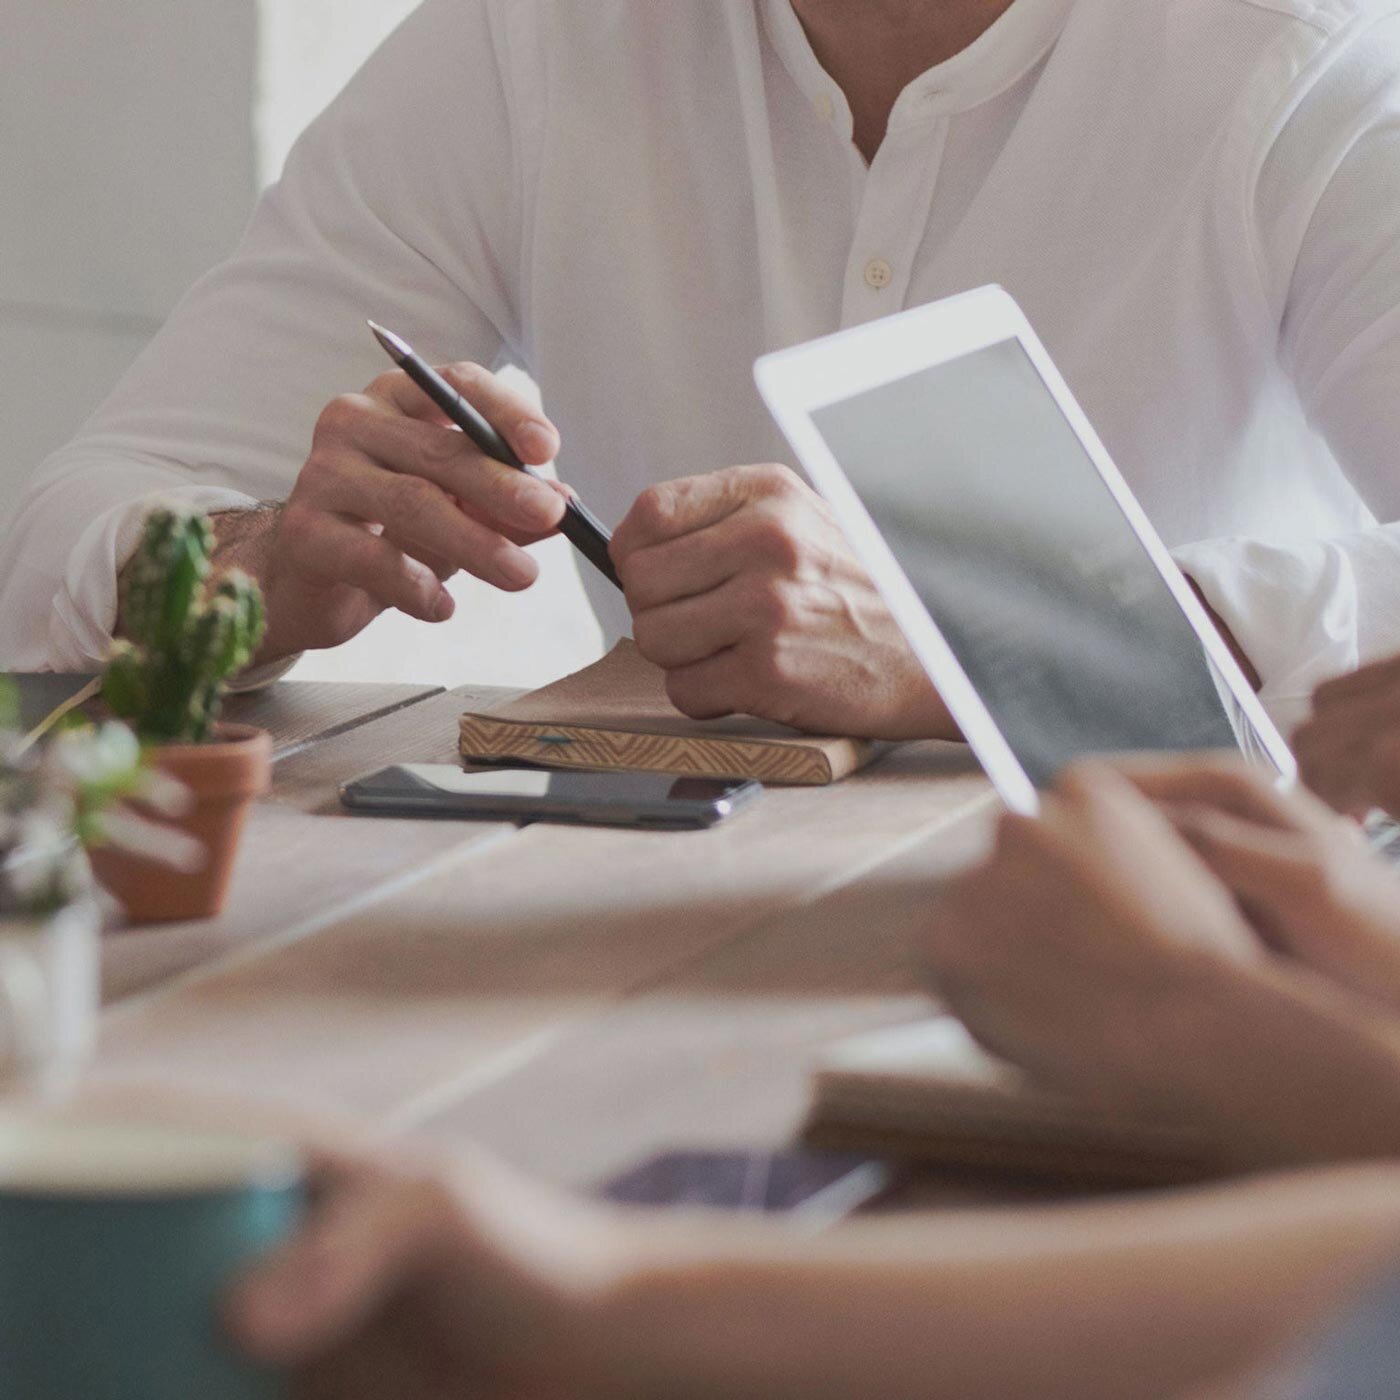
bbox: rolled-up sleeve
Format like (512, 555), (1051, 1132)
(1173, 535), (1360, 737)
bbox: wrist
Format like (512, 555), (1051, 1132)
(549, 1213), (728, 1400)
(210, 502), (281, 571)
(882, 671), (962, 742)
(1167, 953), (1400, 1166)
(476, 1198), (647, 1400)
(210, 503), (292, 666)
(547, 1261), (635, 1400)
(1300, 872), (1400, 1016)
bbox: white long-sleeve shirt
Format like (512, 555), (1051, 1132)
(6, 0), (1400, 734)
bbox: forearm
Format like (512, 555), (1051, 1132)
(208, 502), (282, 577)
(574, 1167), (1400, 1400)
(116, 502), (281, 601)
(114, 503), (295, 677)
(1155, 957), (1400, 1167)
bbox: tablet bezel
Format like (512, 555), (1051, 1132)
(753, 283), (1297, 814)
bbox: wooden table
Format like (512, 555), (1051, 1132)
(87, 680), (1000, 1197)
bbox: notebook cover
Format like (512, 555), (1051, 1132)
(805, 1017), (1229, 1187)
(459, 640), (881, 786)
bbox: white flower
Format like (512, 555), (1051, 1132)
(48, 722), (141, 786)
(137, 768), (193, 818)
(101, 810), (202, 873)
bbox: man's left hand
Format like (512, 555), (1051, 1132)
(611, 464), (955, 739)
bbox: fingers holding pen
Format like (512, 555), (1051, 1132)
(368, 360), (560, 465)
(255, 356), (575, 658)
(274, 511), (453, 623)
(299, 357), (579, 591)
(316, 392), (563, 540)
(299, 448), (541, 592)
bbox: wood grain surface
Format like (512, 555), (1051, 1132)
(224, 680), (443, 759)
(70, 677), (1014, 1208)
(102, 681), (519, 1002)
(91, 732), (997, 1188)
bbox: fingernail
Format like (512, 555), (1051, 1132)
(500, 551), (536, 589)
(518, 422), (556, 463)
(433, 589), (454, 621)
(516, 483), (563, 531)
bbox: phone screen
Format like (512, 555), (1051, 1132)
(599, 1149), (897, 1219)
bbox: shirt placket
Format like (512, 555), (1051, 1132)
(840, 113), (948, 329)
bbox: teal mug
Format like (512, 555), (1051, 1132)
(0, 1118), (304, 1400)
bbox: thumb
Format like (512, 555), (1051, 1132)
(224, 1169), (450, 1366)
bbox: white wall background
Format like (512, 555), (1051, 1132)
(256, 0), (421, 182)
(2, 0), (601, 689)
(1, 2), (258, 488)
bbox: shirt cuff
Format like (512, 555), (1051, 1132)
(49, 486), (265, 671)
(1172, 537), (1359, 739)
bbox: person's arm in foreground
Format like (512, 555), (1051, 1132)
(226, 1151), (1400, 1400)
(927, 757), (1400, 1166)
(0, 0), (566, 674)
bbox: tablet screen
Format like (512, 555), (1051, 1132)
(810, 337), (1252, 787)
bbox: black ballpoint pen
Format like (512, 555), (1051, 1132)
(367, 320), (621, 589)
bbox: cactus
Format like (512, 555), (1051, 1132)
(103, 508), (266, 744)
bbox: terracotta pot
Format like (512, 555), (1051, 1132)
(91, 724), (272, 925)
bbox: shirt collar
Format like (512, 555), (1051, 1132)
(762, 0), (1074, 130)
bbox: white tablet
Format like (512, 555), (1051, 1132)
(754, 284), (1295, 814)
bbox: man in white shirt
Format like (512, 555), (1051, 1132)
(4, 0), (1400, 738)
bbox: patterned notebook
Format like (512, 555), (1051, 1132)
(459, 640), (882, 786)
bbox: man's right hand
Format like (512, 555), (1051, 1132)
(210, 363), (568, 664)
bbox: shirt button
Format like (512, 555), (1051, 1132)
(864, 257), (894, 290)
(816, 92), (836, 122)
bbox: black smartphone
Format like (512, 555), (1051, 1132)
(339, 765), (762, 830)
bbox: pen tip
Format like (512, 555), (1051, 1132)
(366, 319), (411, 362)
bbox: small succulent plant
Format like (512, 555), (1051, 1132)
(104, 508), (266, 744)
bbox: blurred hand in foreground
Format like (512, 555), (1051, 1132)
(1123, 755), (1400, 1012)
(926, 758), (1400, 1166)
(225, 1151), (610, 1400)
